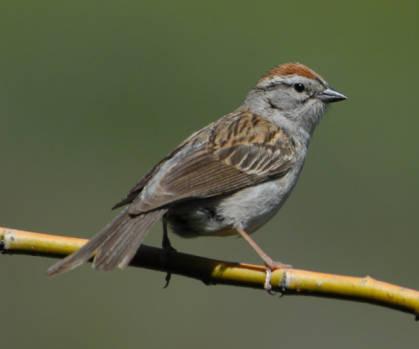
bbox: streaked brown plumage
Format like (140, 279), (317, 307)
(128, 110), (296, 214)
(48, 109), (295, 274)
(48, 62), (346, 283)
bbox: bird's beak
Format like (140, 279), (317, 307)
(318, 88), (347, 103)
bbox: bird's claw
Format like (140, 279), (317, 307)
(161, 245), (177, 289)
(263, 262), (292, 295)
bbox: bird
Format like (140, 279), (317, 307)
(48, 62), (346, 289)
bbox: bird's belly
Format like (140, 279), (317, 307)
(166, 179), (292, 238)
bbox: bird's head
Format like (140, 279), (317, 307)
(245, 63), (346, 139)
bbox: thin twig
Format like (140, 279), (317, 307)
(1, 226), (419, 319)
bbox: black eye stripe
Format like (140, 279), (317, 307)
(257, 81), (309, 93)
(263, 82), (281, 91)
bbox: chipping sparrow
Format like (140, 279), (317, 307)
(48, 63), (346, 289)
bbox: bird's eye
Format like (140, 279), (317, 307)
(294, 83), (305, 93)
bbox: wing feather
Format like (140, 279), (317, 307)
(127, 110), (297, 214)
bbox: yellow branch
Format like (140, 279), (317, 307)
(1, 225), (419, 319)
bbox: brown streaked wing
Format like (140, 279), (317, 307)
(128, 110), (296, 214)
(112, 123), (213, 209)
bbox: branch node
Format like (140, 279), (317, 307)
(279, 270), (289, 293)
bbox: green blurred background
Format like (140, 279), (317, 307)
(1, 0), (418, 347)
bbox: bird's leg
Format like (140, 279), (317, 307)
(161, 216), (177, 288)
(236, 227), (291, 292)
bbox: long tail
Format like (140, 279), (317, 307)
(47, 208), (166, 276)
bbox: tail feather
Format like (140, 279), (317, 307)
(93, 209), (165, 270)
(47, 208), (166, 276)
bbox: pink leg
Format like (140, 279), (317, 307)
(236, 227), (292, 291)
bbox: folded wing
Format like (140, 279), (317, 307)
(128, 110), (297, 214)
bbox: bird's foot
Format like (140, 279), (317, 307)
(162, 245), (177, 288)
(263, 261), (292, 294)
(161, 233), (177, 289)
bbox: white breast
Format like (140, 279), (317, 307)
(167, 162), (304, 238)
(218, 179), (287, 233)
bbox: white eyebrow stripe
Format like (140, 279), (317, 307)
(258, 75), (327, 90)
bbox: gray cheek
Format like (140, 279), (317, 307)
(297, 100), (326, 132)
(268, 91), (299, 111)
